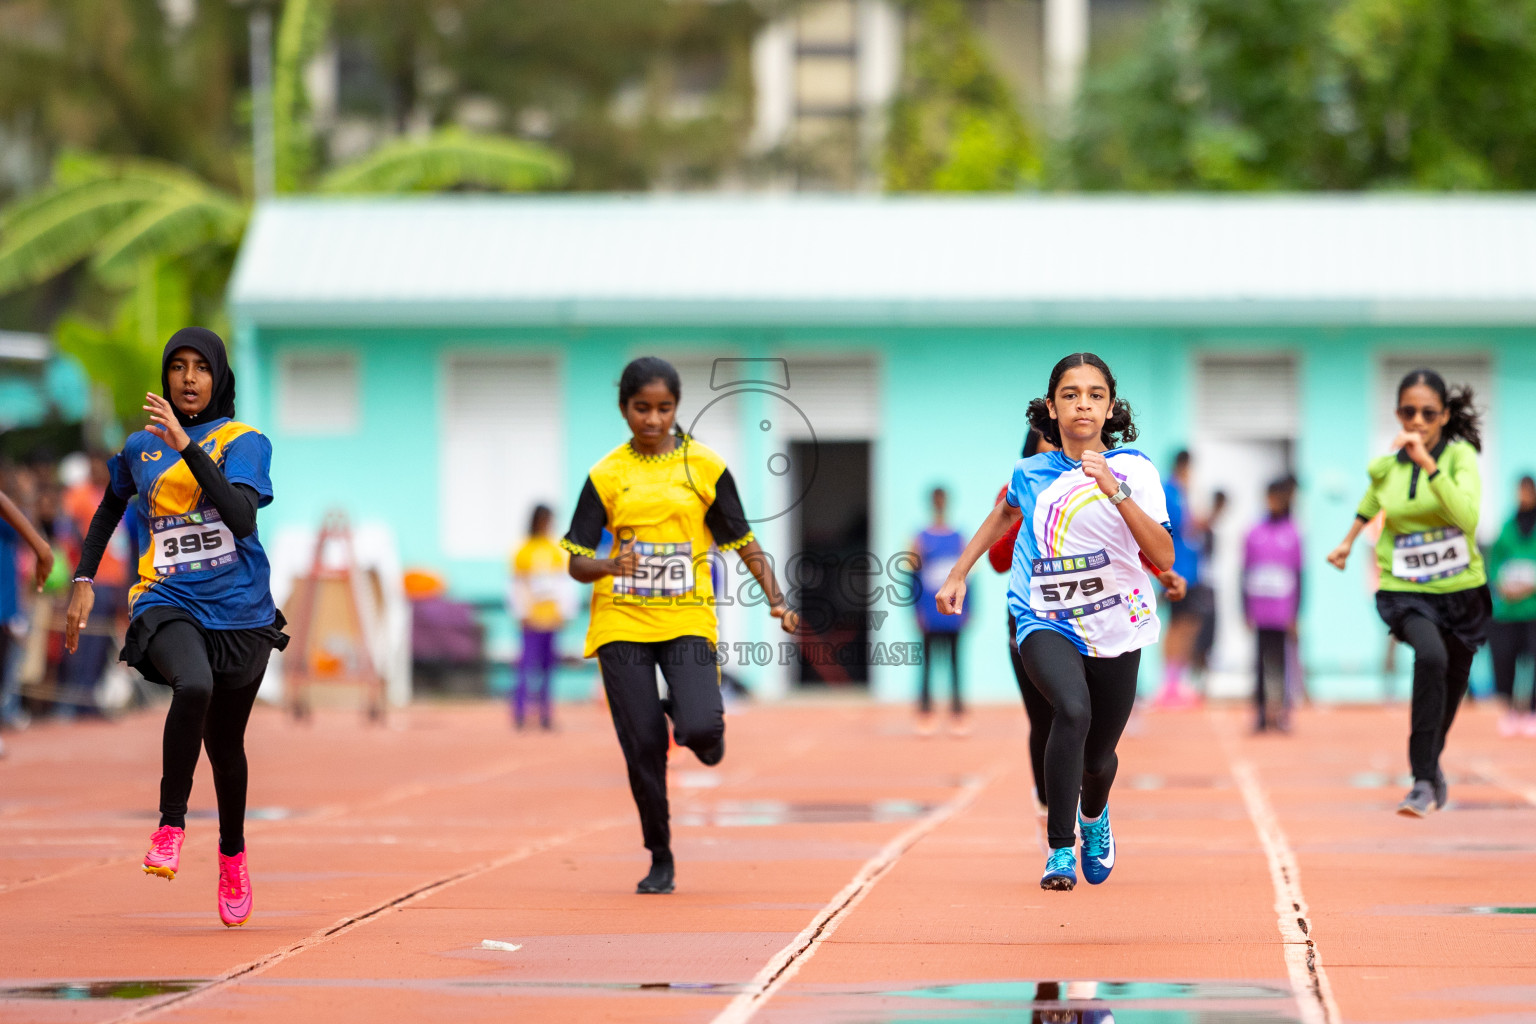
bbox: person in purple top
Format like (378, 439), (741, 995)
(914, 487), (969, 735)
(1243, 479), (1303, 732)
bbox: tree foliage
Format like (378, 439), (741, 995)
(0, 0), (250, 198)
(883, 0), (1039, 192)
(318, 128), (568, 193)
(1066, 0), (1536, 190)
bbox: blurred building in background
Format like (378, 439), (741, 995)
(230, 193), (1536, 705)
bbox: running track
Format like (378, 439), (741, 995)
(2, 699), (1534, 1023)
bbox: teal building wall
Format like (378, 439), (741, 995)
(240, 322), (1533, 704)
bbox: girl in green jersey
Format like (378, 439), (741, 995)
(1327, 368), (1490, 817)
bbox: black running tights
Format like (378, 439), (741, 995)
(919, 631), (962, 715)
(1400, 614), (1474, 783)
(597, 636), (724, 857)
(148, 621), (264, 856)
(1008, 614), (1052, 808)
(1016, 629), (1141, 849)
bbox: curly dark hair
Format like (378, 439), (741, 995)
(1025, 352), (1137, 449)
(1397, 368), (1482, 452)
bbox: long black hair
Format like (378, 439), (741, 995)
(1025, 352), (1137, 448)
(1397, 367), (1481, 452)
(618, 356), (687, 438)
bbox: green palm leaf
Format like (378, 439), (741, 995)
(318, 129), (569, 194)
(0, 178), (165, 293)
(91, 190), (248, 288)
(0, 153), (238, 295)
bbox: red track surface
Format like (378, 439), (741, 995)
(2, 699), (1535, 1023)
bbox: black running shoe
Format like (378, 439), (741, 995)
(1397, 780), (1436, 817)
(1433, 768), (1447, 810)
(637, 857), (675, 894)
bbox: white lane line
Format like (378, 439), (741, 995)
(710, 769), (998, 1024)
(106, 818), (626, 1024)
(1471, 759), (1536, 806)
(1225, 754), (1343, 1024)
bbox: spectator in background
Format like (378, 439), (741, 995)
(914, 486), (968, 736)
(1156, 450), (1206, 707)
(1191, 489), (1227, 684)
(509, 503), (572, 731)
(57, 452), (130, 703)
(1, 475), (56, 750)
(1488, 475), (1536, 737)
(1244, 480), (1303, 733)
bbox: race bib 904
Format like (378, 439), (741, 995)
(1030, 549), (1121, 621)
(151, 508), (238, 577)
(1391, 527), (1470, 583)
(613, 540), (695, 598)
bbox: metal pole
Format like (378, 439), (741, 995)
(1044, 0), (1088, 123)
(250, 7), (275, 198)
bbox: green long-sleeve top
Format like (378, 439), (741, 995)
(1487, 516), (1536, 621)
(1355, 438), (1485, 594)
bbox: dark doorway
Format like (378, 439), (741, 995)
(789, 440), (871, 687)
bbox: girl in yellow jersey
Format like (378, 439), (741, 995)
(563, 357), (798, 894)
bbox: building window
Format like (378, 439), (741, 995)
(278, 351), (360, 434)
(439, 353), (563, 559)
(1195, 352), (1299, 441)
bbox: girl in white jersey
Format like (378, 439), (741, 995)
(937, 353), (1174, 891)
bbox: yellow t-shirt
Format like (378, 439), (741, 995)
(511, 535), (570, 631)
(561, 436), (753, 656)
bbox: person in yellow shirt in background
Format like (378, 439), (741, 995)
(510, 504), (573, 731)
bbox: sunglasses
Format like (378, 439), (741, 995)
(1397, 405), (1444, 422)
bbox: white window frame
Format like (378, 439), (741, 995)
(276, 350), (361, 435)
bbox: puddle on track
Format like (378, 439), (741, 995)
(674, 799), (935, 827)
(1469, 905), (1536, 915)
(1, 980), (205, 1001)
(855, 980), (1302, 1023)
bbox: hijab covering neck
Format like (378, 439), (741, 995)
(162, 327), (235, 428)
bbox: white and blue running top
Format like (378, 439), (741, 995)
(1004, 448), (1171, 658)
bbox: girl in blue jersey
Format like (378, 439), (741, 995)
(936, 353), (1173, 891)
(65, 328), (285, 927)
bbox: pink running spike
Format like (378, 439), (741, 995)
(141, 826), (185, 880)
(217, 848), (253, 927)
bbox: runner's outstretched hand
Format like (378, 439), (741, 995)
(1326, 543), (1350, 570)
(771, 604), (799, 634)
(608, 533), (639, 577)
(1081, 450), (1118, 496)
(143, 392), (191, 452)
(935, 577), (966, 616)
(64, 581), (94, 655)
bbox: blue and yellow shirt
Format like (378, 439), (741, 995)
(108, 418), (276, 630)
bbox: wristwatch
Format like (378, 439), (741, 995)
(1108, 480), (1133, 506)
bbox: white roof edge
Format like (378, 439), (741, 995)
(228, 195), (1536, 325)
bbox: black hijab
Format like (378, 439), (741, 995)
(162, 327), (235, 427)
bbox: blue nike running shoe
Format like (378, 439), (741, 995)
(1040, 847), (1077, 891)
(1079, 805), (1115, 885)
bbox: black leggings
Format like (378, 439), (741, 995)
(1490, 619), (1536, 712)
(1008, 614), (1052, 807)
(919, 631), (962, 715)
(1254, 628), (1289, 726)
(1016, 629), (1141, 849)
(148, 621), (268, 856)
(1399, 614), (1475, 782)
(597, 636), (724, 856)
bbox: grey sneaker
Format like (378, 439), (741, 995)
(1397, 780), (1437, 817)
(1433, 768), (1448, 810)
